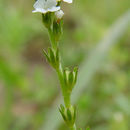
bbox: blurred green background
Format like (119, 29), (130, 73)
(0, 0), (130, 130)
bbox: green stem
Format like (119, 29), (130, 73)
(70, 124), (76, 130)
(48, 28), (57, 50)
(56, 65), (71, 108)
(63, 93), (71, 108)
(47, 23), (77, 130)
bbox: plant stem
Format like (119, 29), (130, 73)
(70, 124), (76, 130)
(63, 93), (71, 108)
(48, 27), (71, 107)
(48, 27), (57, 50)
(47, 22), (77, 130)
(56, 66), (71, 108)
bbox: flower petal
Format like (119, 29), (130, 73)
(32, 8), (47, 13)
(63, 0), (72, 3)
(47, 6), (60, 12)
(33, 0), (60, 14)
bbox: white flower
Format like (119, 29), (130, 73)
(63, 0), (72, 3)
(57, 0), (73, 3)
(55, 10), (64, 19)
(33, 0), (60, 14)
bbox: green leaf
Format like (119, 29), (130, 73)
(43, 49), (50, 62)
(67, 109), (72, 121)
(48, 48), (55, 63)
(56, 48), (60, 65)
(59, 108), (67, 121)
(68, 71), (74, 87)
(73, 67), (78, 86)
(60, 104), (65, 112)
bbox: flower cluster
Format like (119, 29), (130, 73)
(33, 0), (72, 17)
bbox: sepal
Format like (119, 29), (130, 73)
(42, 12), (54, 28)
(59, 104), (76, 127)
(43, 48), (60, 69)
(52, 19), (63, 42)
(63, 67), (78, 91)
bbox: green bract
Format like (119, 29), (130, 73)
(42, 12), (54, 28)
(59, 104), (76, 127)
(53, 19), (63, 42)
(63, 67), (78, 91)
(43, 48), (60, 69)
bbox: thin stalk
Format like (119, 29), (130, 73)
(47, 21), (77, 129)
(56, 65), (71, 108)
(63, 93), (71, 108)
(48, 27), (57, 50)
(70, 124), (77, 130)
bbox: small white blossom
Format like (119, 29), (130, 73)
(33, 0), (60, 14)
(63, 0), (72, 3)
(55, 10), (64, 19)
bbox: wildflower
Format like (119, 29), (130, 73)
(32, 0), (60, 14)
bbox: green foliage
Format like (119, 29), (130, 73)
(0, 0), (130, 130)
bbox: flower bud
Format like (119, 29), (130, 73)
(42, 12), (54, 28)
(52, 18), (63, 42)
(43, 48), (60, 69)
(59, 104), (76, 127)
(63, 67), (78, 91)
(55, 10), (64, 20)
